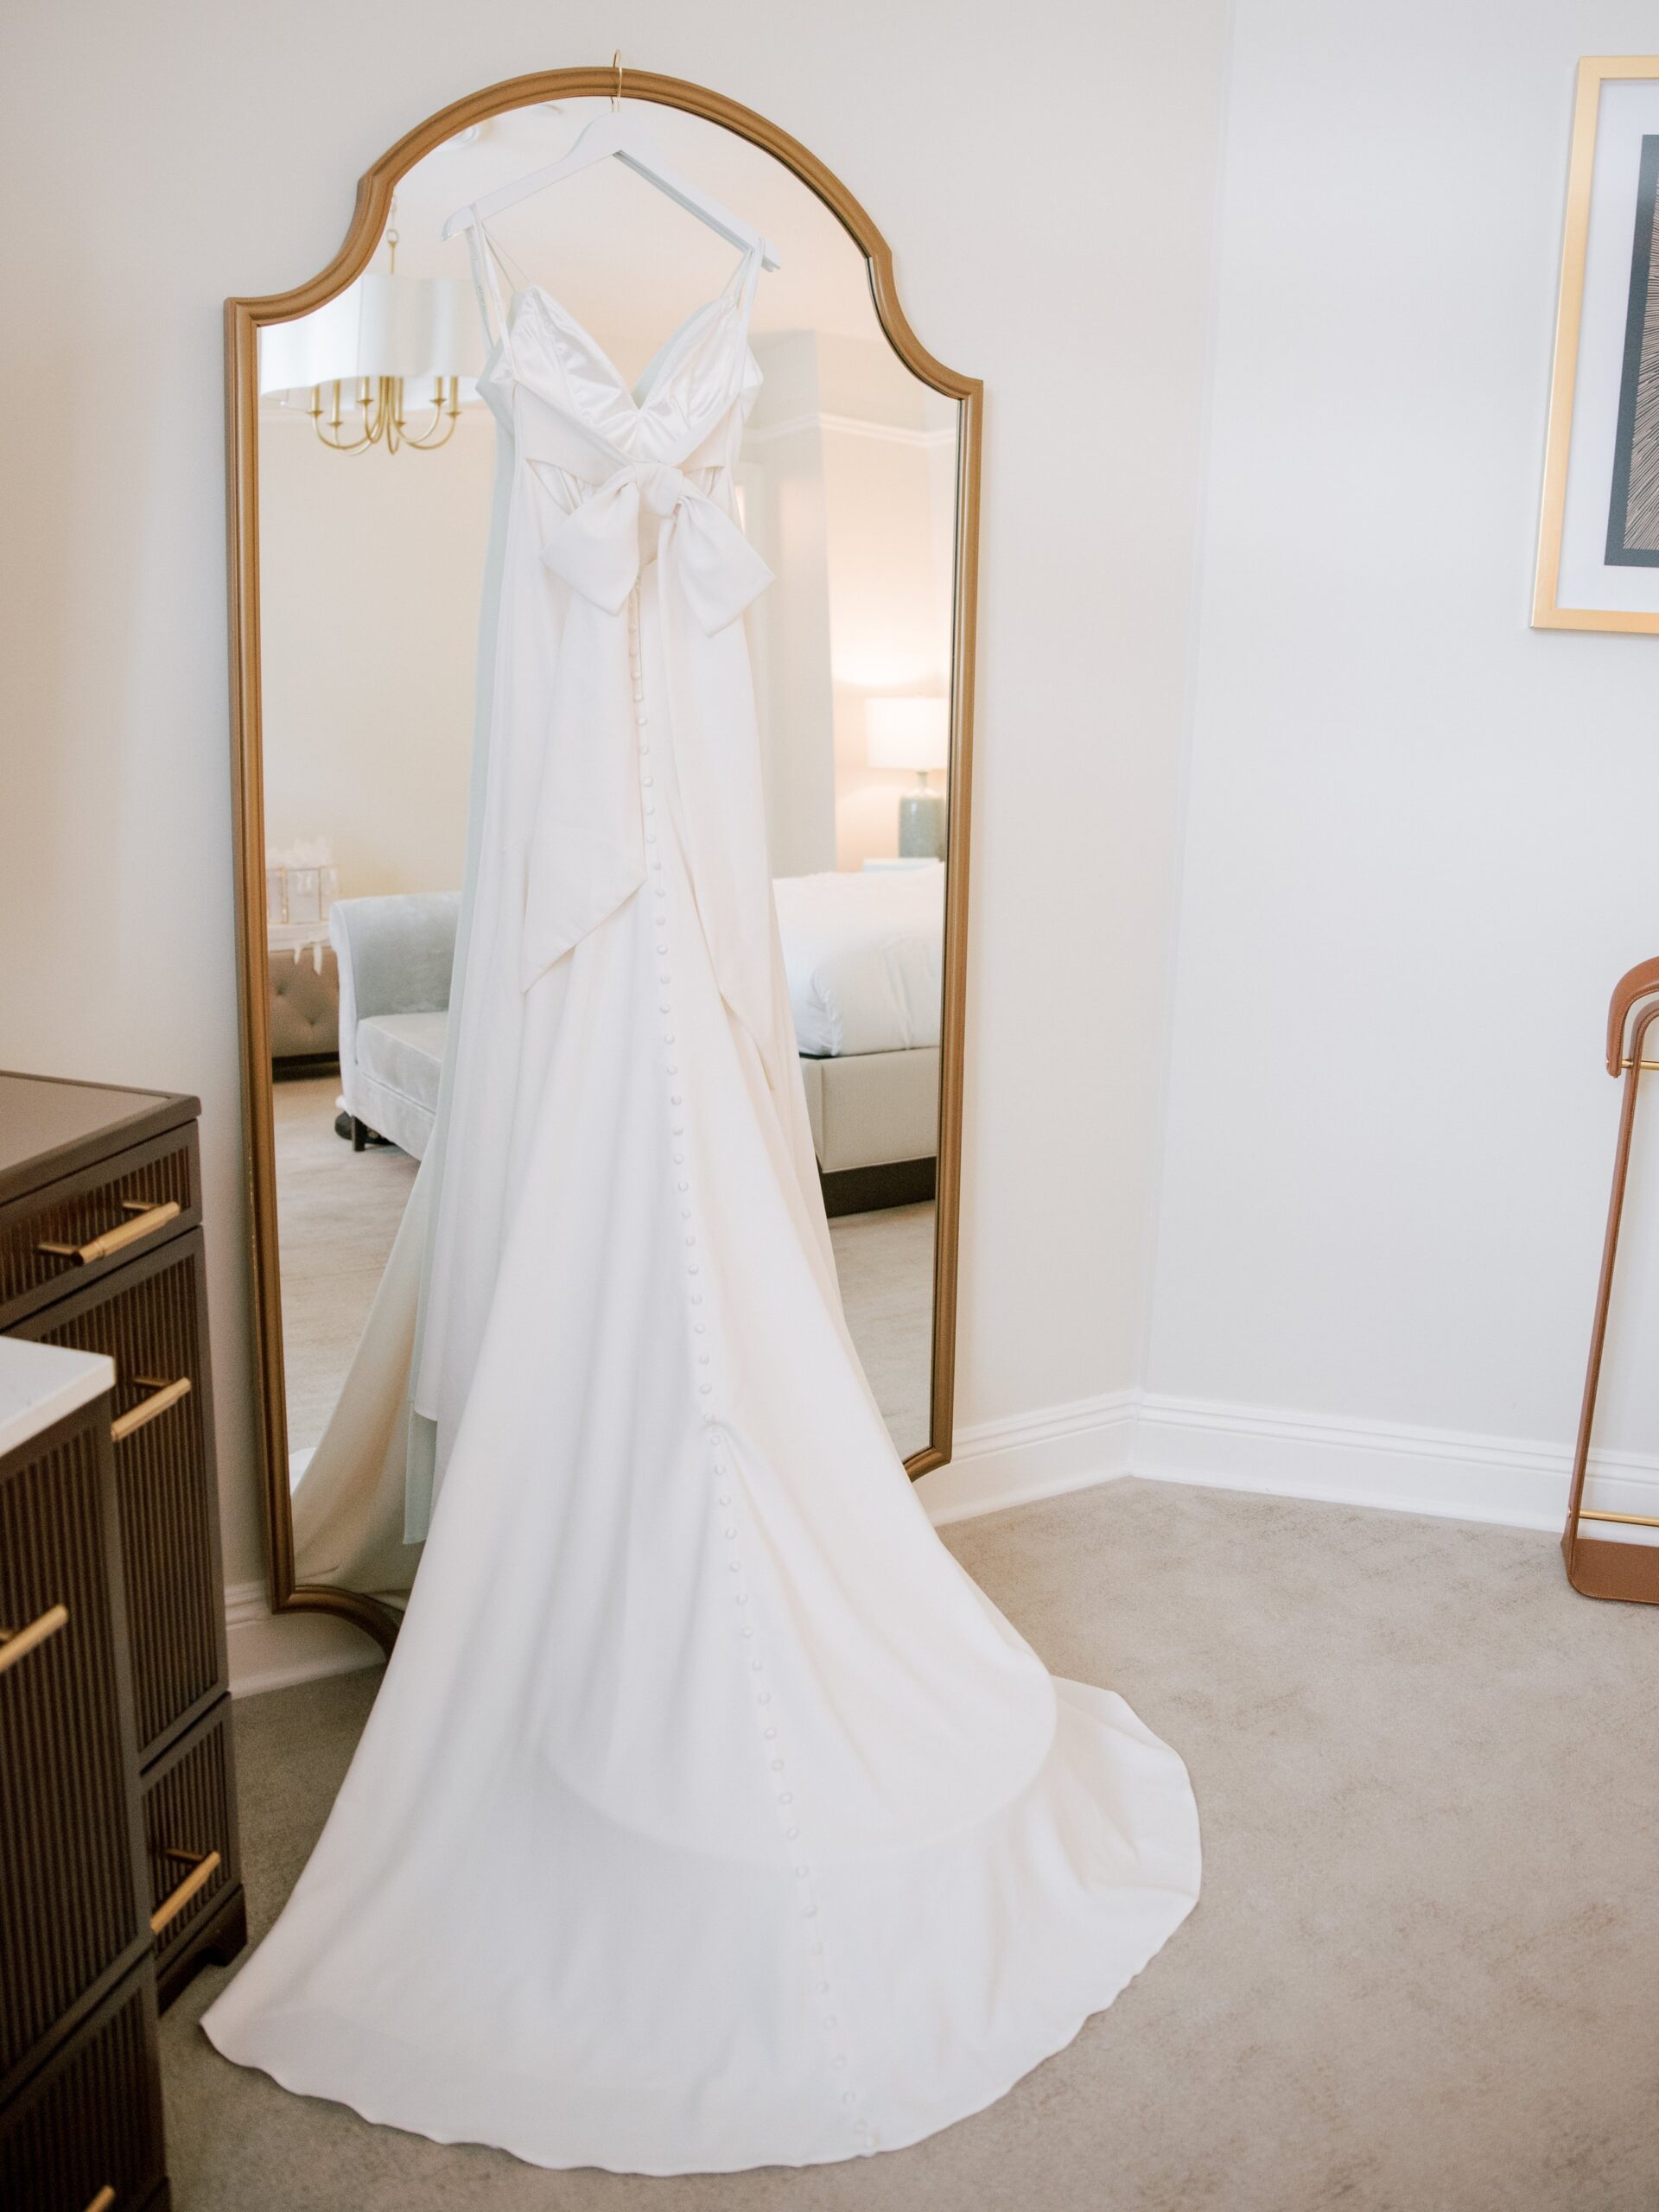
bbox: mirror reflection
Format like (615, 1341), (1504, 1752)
(257, 99), (958, 1604)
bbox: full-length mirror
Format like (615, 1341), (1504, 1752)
(231, 71), (979, 1647)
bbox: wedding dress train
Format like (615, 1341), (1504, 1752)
(203, 230), (1201, 2171)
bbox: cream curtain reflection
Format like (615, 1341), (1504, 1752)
(289, 347), (518, 1599)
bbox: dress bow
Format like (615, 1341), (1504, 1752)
(541, 462), (772, 633)
(519, 456), (782, 1090)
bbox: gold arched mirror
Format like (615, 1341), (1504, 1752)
(227, 68), (980, 1654)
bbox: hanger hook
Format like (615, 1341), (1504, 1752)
(611, 51), (623, 111)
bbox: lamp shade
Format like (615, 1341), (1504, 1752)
(259, 274), (484, 395)
(864, 696), (950, 773)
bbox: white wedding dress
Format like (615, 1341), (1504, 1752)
(204, 228), (1201, 2171)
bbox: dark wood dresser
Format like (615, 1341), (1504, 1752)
(0, 1071), (245, 2207)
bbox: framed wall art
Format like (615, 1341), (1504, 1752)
(1535, 56), (1659, 633)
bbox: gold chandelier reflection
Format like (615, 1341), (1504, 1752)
(306, 207), (462, 454)
(308, 373), (461, 453)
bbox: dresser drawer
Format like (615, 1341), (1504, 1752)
(142, 1697), (238, 1989)
(0, 1962), (165, 2212)
(0, 1405), (147, 2096)
(0, 1128), (200, 1334)
(14, 1236), (225, 1759)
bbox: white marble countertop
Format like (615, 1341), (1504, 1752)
(0, 1338), (115, 1459)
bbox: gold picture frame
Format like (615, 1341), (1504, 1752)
(1535, 55), (1659, 633)
(226, 67), (983, 1656)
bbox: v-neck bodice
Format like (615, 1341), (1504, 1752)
(474, 232), (764, 467)
(517, 283), (737, 413)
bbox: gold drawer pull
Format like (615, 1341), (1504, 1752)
(38, 1198), (181, 1267)
(0, 1603), (69, 1679)
(150, 1846), (221, 1936)
(111, 1376), (191, 1444)
(84, 2189), (116, 2212)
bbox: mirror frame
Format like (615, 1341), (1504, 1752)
(226, 65), (982, 1655)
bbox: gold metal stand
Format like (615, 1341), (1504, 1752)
(1562, 957), (1659, 1603)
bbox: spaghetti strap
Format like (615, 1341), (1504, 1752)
(729, 239), (764, 325)
(463, 213), (517, 369)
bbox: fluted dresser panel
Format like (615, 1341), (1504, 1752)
(15, 1236), (224, 1761)
(0, 1965), (167, 2212)
(0, 1128), (201, 1332)
(0, 1402), (148, 2104)
(142, 1696), (239, 2005)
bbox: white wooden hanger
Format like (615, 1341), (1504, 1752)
(442, 62), (781, 270)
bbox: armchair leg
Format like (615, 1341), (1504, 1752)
(352, 1116), (369, 1153)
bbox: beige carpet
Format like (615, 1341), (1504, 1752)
(162, 1481), (1659, 2209)
(273, 1074), (935, 1459)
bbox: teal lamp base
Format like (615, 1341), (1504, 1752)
(898, 787), (946, 861)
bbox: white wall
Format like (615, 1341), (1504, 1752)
(745, 329), (960, 875)
(822, 405), (957, 871)
(259, 408), (491, 898)
(744, 331), (837, 877)
(0, 1), (1230, 1629)
(1147, 0), (1659, 1520)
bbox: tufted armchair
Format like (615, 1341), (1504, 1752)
(329, 893), (459, 1160)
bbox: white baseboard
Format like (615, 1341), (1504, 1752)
(225, 1580), (384, 1699)
(1134, 1392), (1659, 1545)
(917, 1389), (1137, 1524)
(223, 1390), (1659, 1694)
(924, 1383), (1659, 1544)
